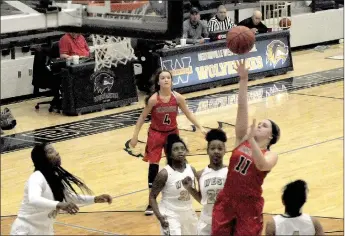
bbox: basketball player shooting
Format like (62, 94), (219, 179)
(265, 180), (325, 235)
(129, 69), (206, 215)
(211, 59), (281, 236)
(182, 129), (228, 235)
(149, 134), (198, 235)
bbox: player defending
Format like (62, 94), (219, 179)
(149, 134), (198, 235)
(211, 59), (281, 235)
(182, 129), (228, 235)
(129, 69), (205, 215)
(265, 180), (325, 235)
(10, 143), (112, 235)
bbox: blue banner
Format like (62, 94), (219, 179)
(160, 35), (292, 89)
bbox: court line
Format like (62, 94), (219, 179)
(278, 136), (343, 156)
(54, 221), (122, 235)
(2, 211), (343, 220)
(111, 136), (344, 201)
(188, 136), (343, 157)
(290, 92), (343, 100)
(325, 230), (344, 233)
(4, 136), (42, 144)
(95, 136), (344, 211)
(62, 212), (342, 235)
(3, 212), (341, 235)
(73, 211), (344, 220)
(111, 188), (148, 199)
(263, 212), (344, 220)
(1, 137), (343, 218)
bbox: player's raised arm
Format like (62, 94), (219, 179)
(130, 96), (157, 148)
(149, 169), (169, 228)
(234, 60), (249, 145)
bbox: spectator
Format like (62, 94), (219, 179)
(59, 33), (90, 59)
(207, 5), (236, 32)
(238, 10), (268, 34)
(182, 7), (209, 44)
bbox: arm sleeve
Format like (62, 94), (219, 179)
(64, 192), (95, 206)
(202, 22), (209, 38)
(237, 18), (247, 26)
(27, 172), (60, 210)
(59, 36), (70, 55)
(258, 22), (268, 33)
(82, 36), (90, 56)
(183, 21), (195, 44)
(183, 21), (189, 39)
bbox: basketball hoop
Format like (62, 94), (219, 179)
(91, 35), (136, 72)
(74, 1), (150, 71)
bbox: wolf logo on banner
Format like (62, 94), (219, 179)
(266, 40), (289, 68)
(91, 70), (115, 94)
(161, 57), (193, 86)
(90, 69), (119, 103)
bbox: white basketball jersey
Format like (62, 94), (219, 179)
(160, 164), (195, 211)
(273, 214), (315, 235)
(199, 166), (228, 224)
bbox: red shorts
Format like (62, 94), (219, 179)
(142, 128), (178, 163)
(211, 190), (264, 236)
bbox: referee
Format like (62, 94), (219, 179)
(207, 5), (236, 32)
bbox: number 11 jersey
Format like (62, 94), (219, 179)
(223, 140), (269, 199)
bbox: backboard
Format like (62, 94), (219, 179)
(56, 1), (184, 40)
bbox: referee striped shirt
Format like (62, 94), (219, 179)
(207, 16), (236, 32)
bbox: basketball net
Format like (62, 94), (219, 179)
(86, 1), (150, 71)
(91, 35), (136, 71)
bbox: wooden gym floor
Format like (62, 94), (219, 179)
(1, 44), (344, 235)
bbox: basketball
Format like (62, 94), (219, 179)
(226, 26), (256, 55)
(279, 18), (291, 28)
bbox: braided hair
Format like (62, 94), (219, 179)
(31, 143), (93, 202)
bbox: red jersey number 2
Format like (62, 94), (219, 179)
(163, 114), (171, 125)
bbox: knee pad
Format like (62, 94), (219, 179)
(148, 164), (159, 188)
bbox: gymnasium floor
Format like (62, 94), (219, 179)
(1, 43), (344, 235)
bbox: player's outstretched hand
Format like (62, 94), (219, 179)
(94, 194), (112, 204)
(56, 202), (79, 215)
(235, 59), (249, 79)
(182, 176), (193, 190)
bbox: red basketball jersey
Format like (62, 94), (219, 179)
(150, 92), (178, 132)
(223, 140), (269, 198)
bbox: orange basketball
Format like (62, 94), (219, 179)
(226, 26), (256, 55)
(279, 18), (291, 28)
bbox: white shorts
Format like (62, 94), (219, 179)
(10, 218), (54, 235)
(197, 218), (211, 235)
(159, 204), (198, 235)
